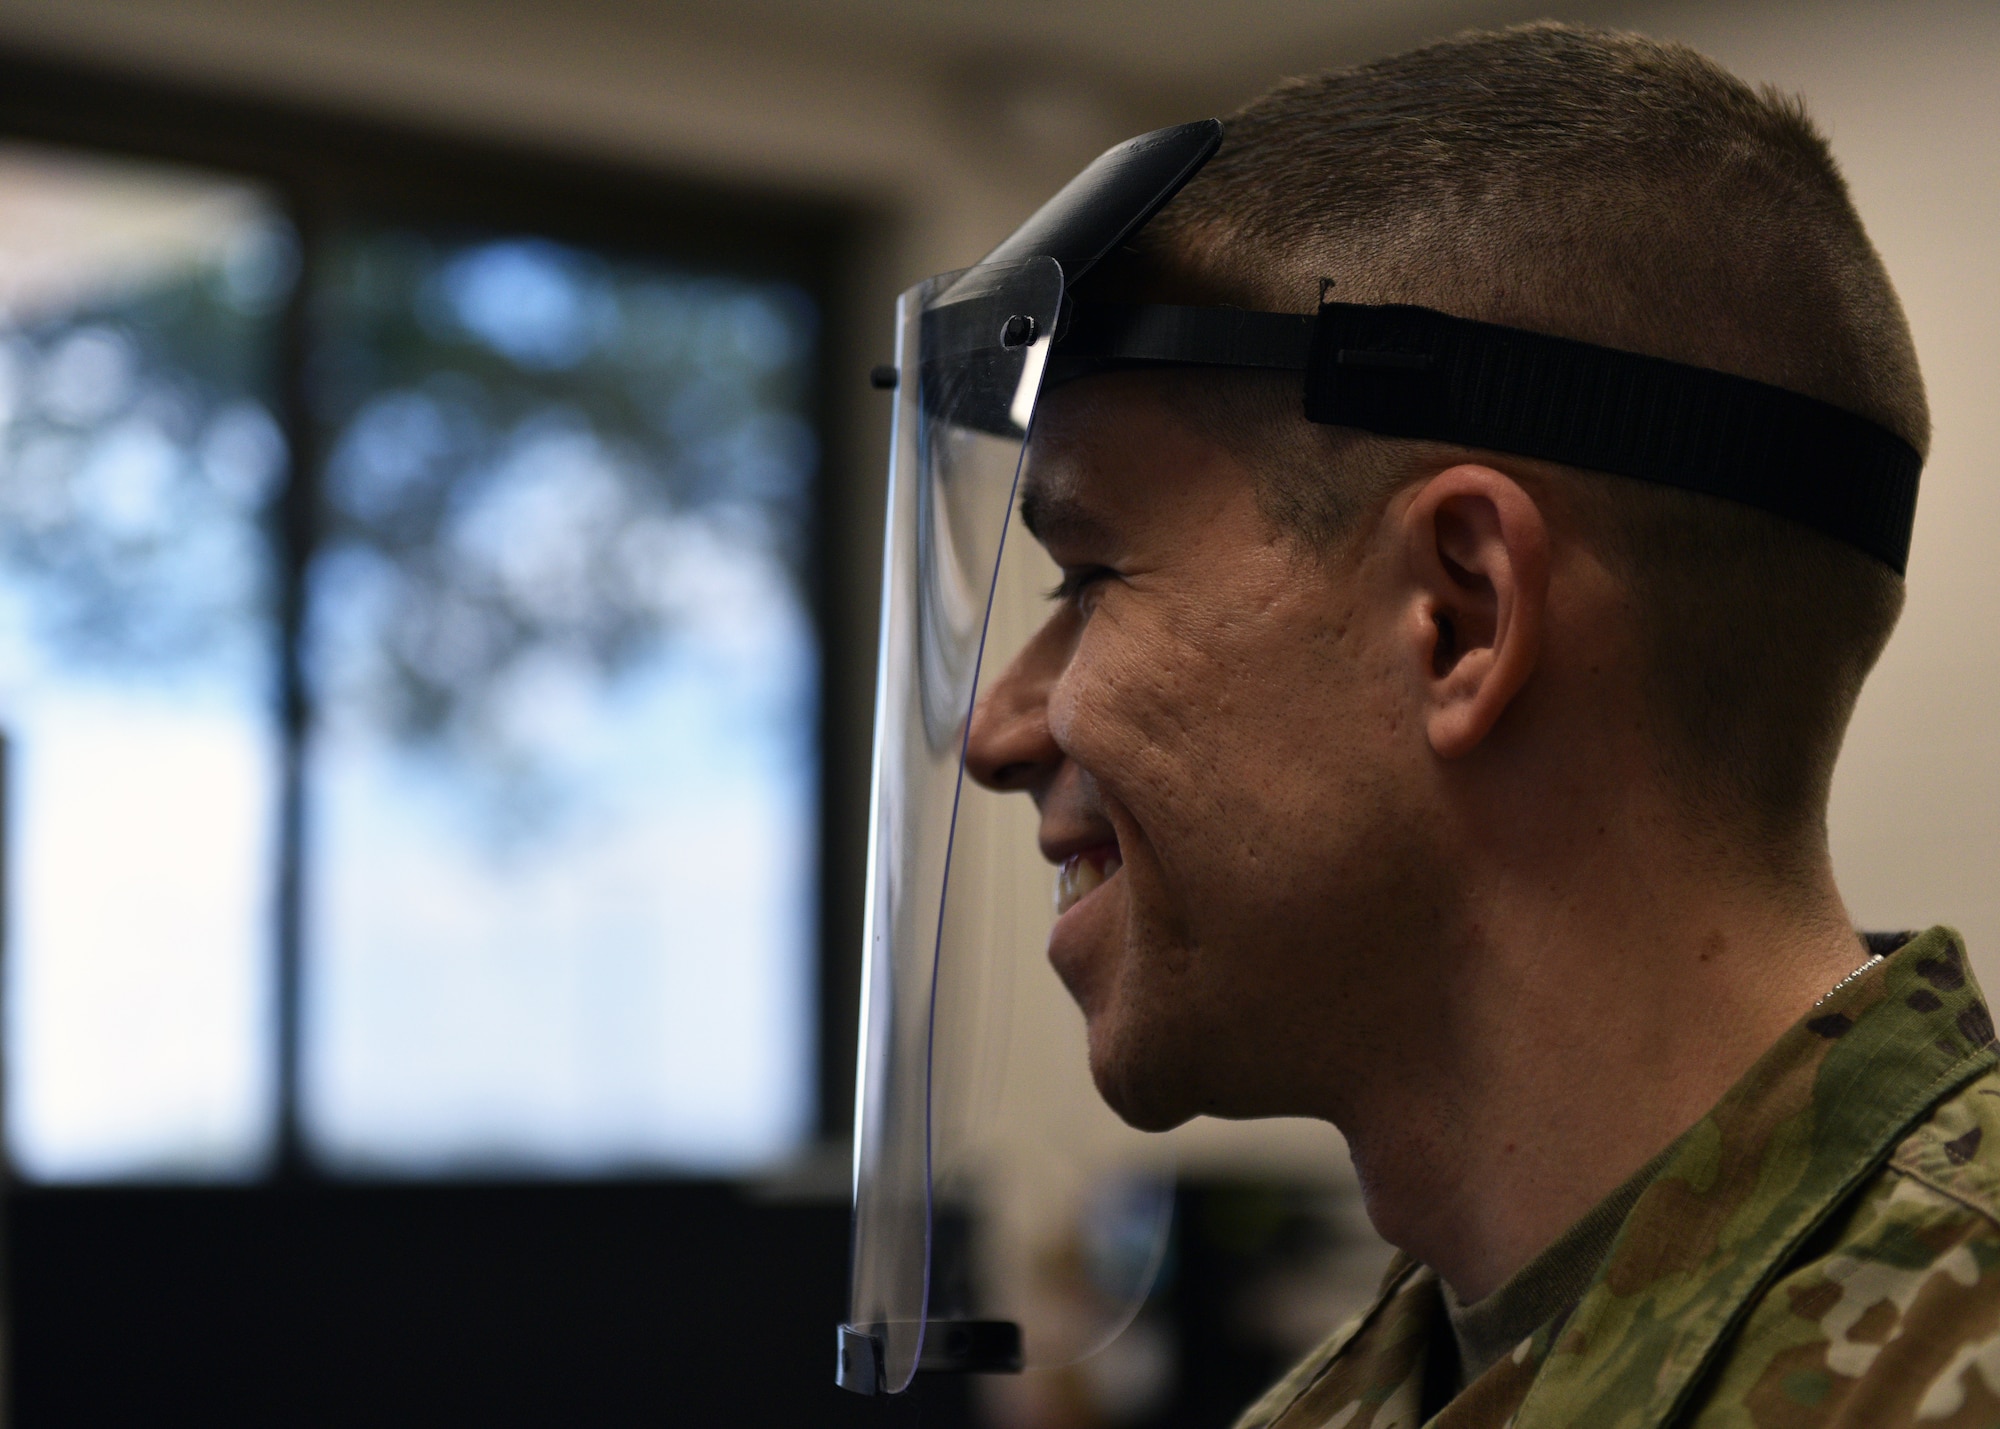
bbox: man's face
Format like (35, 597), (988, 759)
(964, 375), (1437, 1131)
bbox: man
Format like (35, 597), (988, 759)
(962, 23), (2000, 1427)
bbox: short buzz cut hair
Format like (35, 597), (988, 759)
(1096, 21), (1928, 861)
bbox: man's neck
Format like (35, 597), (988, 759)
(1340, 833), (1865, 1305)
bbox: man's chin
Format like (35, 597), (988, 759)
(1086, 1036), (1200, 1134)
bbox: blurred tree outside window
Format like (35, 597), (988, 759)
(303, 232), (819, 1173)
(0, 139), (824, 1181)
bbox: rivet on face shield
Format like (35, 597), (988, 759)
(1000, 313), (1037, 348)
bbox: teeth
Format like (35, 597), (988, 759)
(1055, 851), (1122, 915)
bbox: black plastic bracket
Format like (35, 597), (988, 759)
(834, 1318), (1024, 1394)
(835, 1324), (884, 1395)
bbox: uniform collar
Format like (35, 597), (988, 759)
(1514, 927), (1997, 1428)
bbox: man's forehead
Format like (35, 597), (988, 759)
(1017, 377), (1164, 546)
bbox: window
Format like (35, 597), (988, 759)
(303, 229), (819, 1173)
(0, 91), (845, 1182)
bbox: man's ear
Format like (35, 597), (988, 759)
(1399, 464), (1550, 759)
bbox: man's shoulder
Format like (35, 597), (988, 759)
(1692, 1066), (2000, 1424)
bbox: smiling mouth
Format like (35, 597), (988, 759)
(1054, 846), (1123, 915)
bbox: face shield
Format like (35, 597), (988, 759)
(838, 120), (1922, 1397)
(838, 122), (1222, 1398)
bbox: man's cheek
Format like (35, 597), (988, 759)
(1049, 633), (1186, 768)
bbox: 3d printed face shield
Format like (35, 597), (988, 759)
(837, 119), (1921, 1397)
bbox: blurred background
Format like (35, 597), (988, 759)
(0, 0), (1989, 1424)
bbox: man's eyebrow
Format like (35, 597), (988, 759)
(1019, 486), (1111, 548)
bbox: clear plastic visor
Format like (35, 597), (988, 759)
(844, 256), (1174, 1395)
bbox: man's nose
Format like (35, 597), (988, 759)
(965, 629), (1066, 795)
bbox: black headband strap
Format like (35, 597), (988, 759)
(1050, 299), (1922, 573)
(1052, 302), (1315, 372)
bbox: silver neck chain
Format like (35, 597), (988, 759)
(1815, 953), (1885, 1009)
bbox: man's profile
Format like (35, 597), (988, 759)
(951, 22), (2000, 1427)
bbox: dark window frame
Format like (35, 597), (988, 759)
(0, 43), (876, 1181)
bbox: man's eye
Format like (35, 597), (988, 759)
(1046, 566), (1114, 605)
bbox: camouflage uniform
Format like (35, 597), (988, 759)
(1235, 927), (2000, 1428)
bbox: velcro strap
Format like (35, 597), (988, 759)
(1306, 302), (1921, 573)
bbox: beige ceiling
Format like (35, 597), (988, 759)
(0, 0), (1641, 140)
(616, 0), (1559, 96)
